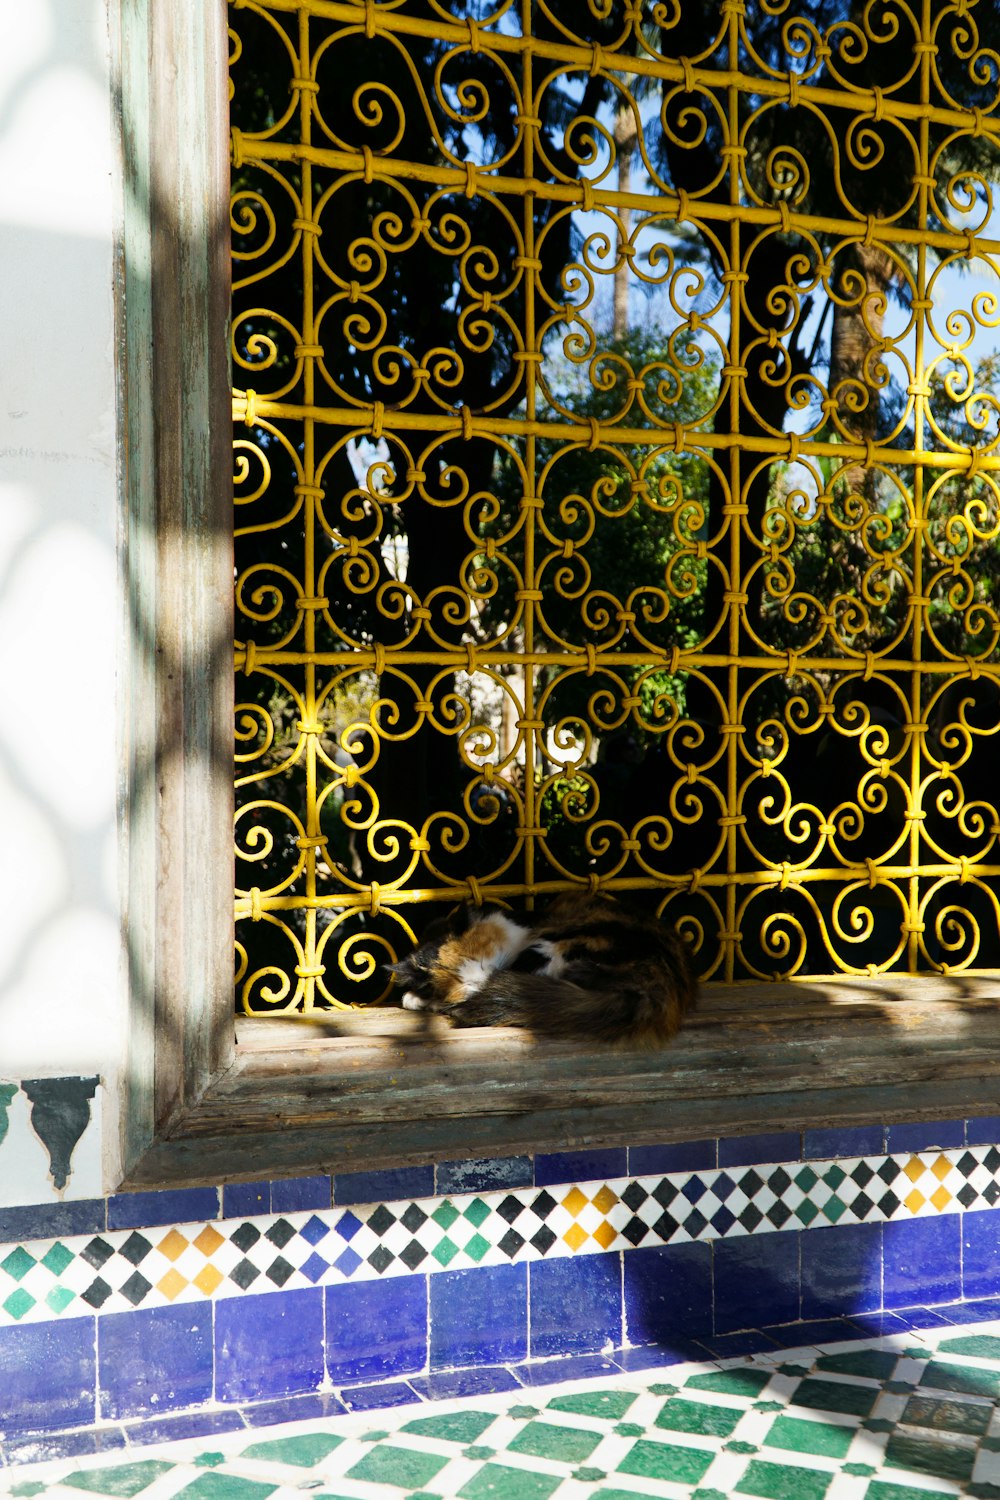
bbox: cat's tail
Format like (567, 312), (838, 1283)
(433, 970), (694, 1047)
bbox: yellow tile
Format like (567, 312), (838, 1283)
(157, 1229), (189, 1262)
(562, 1223), (588, 1251)
(905, 1189), (925, 1213)
(592, 1220), (617, 1250)
(903, 1156), (926, 1183)
(561, 1187), (588, 1217)
(194, 1264), (225, 1295)
(931, 1185), (952, 1211)
(157, 1269), (187, 1301)
(931, 1156), (951, 1182)
(591, 1185), (619, 1215)
(193, 1225), (226, 1256)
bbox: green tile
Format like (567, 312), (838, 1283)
(1, 1246), (36, 1281)
(687, 1368), (772, 1398)
(459, 1464), (559, 1500)
(175, 1478), (278, 1500)
(41, 1242), (75, 1276)
(938, 1333), (1000, 1360)
(866, 1483), (955, 1500)
(432, 1201), (460, 1230)
(617, 1438), (714, 1486)
(922, 1359), (1000, 1398)
(823, 1165), (846, 1189)
(404, 1412), (495, 1445)
(465, 1233), (490, 1262)
(884, 1431), (976, 1484)
(347, 1445), (447, 1491)
(10, 1486), (47, 1498)
(508, 1406), (541, 1420)
(764, 1415), (853, 1460)
(192, 1455), (225, 1468)
(901, 1393), (992, 1435)
(63, 1463), (174, 1498)
(795, 1167), (818, 1192)
(735, 1458), (832, 1500)
(655, 1397), (742, 1438)
(463, 1446), (495, 1461)
(549, 1390), (635, 1421)
(241, 1433), (344, 1467)
(817, 1349), (897, 1381)
(464, 1198), (491, 1228)
(614, 1423), (644, 1438)
(790, 1377), (876, 1417)
(593, 1491), (654, 1500)
(823, 1196), (846, 1223)
(431, 1237), (459, 1267)
(3, 1289), (35, 1320)
(572, 1468), (606, 1482)
(794, 1201), (820, 1226)
(508, 1420), (601, 1464)
(45, 1286), (77, 1314)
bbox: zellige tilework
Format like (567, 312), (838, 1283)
(3, 1145), (1000, 1324)
(9, 1316), (1000, 1497)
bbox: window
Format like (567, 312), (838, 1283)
(120, 0), (1000, 1189)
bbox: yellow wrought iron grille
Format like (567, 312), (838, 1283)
(231, 0), (1000, 1011)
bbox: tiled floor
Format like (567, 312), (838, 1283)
(6, 1319), (1000, 1499)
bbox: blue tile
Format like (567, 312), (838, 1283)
(125, 1410), (247, 1446)
(270, 1176), (331, 1212)
(800, 1222), (882, 1320)
(694, 1331), (782, 1358)
(0, 1199), (105, 1244)
(718, 1132), (801, 1167)
(223, 1182), (269, 1218)
(534, 1148), (627, 1187)
(883, 1214), (961, 1308)
(333, 1165), (434, 1205)
(941, 1295), (1000, 1323)
(803, 1126), (885, 1160)
(885, 1119), (964, 1153)
(339, 1381), (422, 1412)
(98, 1303), (213, 1420)
(629, 1140), (717, 1175)
(714, 1231), (799, 1333)
(963, 1209), (1000, 1299)
(529, 1252), (621, 1358)
(965, 1116), (1000, 1146)
(430, 1263), (527, 1370)
(410, 1367), (522, 1400)
(846, 1311), (920, 1336)
(326, 1275), (427, 1383)
(613, 1339), (708, 1371)
(216, 1288), (324, 1402)
(241, 1393), (348, 1428)
(0, 1317), (96, 1438)
(107, 1187), (220, 1230)
(436, 1157), (533, 1194)
(761, 1319), (860, 1348)
(3, 1426), (125, 1466)
(515, 1354), (622, 1386)
(623, 1241), (712, 1345)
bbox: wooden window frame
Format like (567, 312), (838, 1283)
(116, 0), (1000, 1191)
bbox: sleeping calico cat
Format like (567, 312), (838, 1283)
(389, 892), (697, 1046)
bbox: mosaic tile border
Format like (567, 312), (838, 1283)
(3, 1145), (999, 1325)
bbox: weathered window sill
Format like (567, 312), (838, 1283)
(122, 976), (1000, 1188)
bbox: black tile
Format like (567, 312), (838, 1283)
(530, 1191), (557, 1220)
(682, 1209), (708, 1238)
(80, 1279), (113, 1310)
(766, 1202), (793, 1228)
(621, 1183), (649, 1212)
(265, 1218), (295, 1249)
(957, 1184), (979, 1208)
(738, 1204), (764, 1231)
(852, 1192), (875, 1219)
(81, 1238), (114, 1271)
(230, 1223), (261, 1252)
(367, 1245), (394, 1273)
(367, 1205), (397, 1237)
(622, 1217), (650, 1247)
(768, 1168), (792, 1195)
(530, 1226), (557, 1254)
(651, 1180), (679, 1208)
(851, 1162), (875, 1188)
(879, 1191), (901, 1216)
(400, 1204), (428, 1233)
(739, 1169), (764, 1198)
(956, 1151), (979, 1178)
(264, 1256), (294, 1287)
(878, 1159), (899, 1183)
(399, 1240), (428, 1270)
(497, 1195), (525, 1225)
(119, 1233), (152, 1267)
(119, 1273), (153, 1307)
(229, 1259), (260, 1290)
(498, 1229), (525, 1257)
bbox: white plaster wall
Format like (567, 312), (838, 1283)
(0, 0), (122, 1188)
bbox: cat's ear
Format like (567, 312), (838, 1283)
(449, 903), (474, 934)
